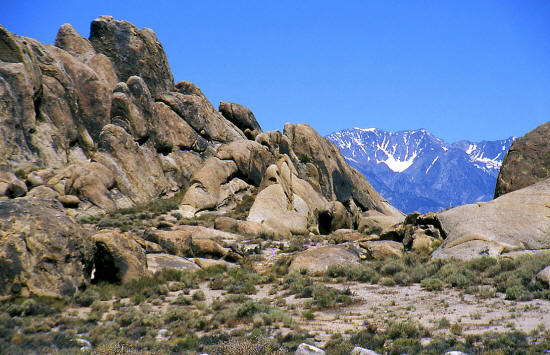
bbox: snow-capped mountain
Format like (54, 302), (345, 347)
(326, 128), (514, 213)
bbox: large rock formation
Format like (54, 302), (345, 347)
(89, 16), (174, 96)
(0, 17), (403, 297)
(495, 122), (550, 198)
(0, 199), (95, 297)
(432, 178), (550, 260)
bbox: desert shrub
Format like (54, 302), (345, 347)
(307, 284), (352, 310)
(6, 298), (60, 317)
(323, 333), (354, 355)
(380, 260), (404, 276)
(421, 277), (443, 291)
(283, 273), (314, 297)
(206, 336), (287, 355)
(326, 264), (379, 283)
(74, 288), (98, 307)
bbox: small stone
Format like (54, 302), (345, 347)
(351, 347), (380, 355)
(58, 195), (80, 208)
(295, 343), (325, 355)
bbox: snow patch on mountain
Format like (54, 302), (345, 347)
(326, 128), (514, 213)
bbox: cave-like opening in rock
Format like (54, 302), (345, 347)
(91, 243), (119, 284)
(318, 210), (332, 235)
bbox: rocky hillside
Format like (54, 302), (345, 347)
(3, 16), (550, 355)
(0, 16), (401, 298)
(327, 128), (513, 213)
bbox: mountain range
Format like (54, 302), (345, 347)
(326, 128), (514, 213)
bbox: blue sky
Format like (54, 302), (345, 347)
(3, 1), (550, 142)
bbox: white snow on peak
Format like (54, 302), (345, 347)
(466, 144), (477, 155)
(353, 127), (377, 132)
(425, 156), (439, 174)
(375, 140), (418, 172)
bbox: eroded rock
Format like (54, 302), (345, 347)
(0, 199), (95, 297)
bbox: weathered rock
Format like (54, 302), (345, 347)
(351, 347), (380, 355)
(95, 124), (170, 206)
(358, 211), (404, 235)
(284, 123), (402, 218)
(57, 194), (80, 208)
(156, 92), (244, 143)
(433, 178), (550, 260)
(146, 253), (200, 273)
(219, 101), (263, 139)
(318, 201), (352, 235)
(181, 157), (252, 213)
(92, 230), (148, 283)
(214, 216), (264, 236)
(217, 140), (275, 186)
(289, 245), (362, 274)
(247, 184), (308, 237)
(295, 343), (325, 355)
(411, 230), (439, 253)
(64, 162), (116, 211)
(495, 122), (550, 197)
(148, 225), (241, 261)
(110, 76), (156, 140)
(536, 265), (550, 286)
(55, 23), (95, 61)
(26, 185), (59, 199)
(0, 199), (95, 297)
(360, 240), (404, 260)
(89, 16), (173, 95)
(7, 177), (27, 198)
(190, 258), (237, 270)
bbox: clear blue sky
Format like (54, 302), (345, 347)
(3, 1), (550, 142)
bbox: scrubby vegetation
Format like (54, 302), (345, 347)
(325, 253), (550, 301)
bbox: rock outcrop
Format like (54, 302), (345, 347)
(0, 17), (404, 297)
(0, 199), (95, 297)
(432, 178), (550, 260)
(89, 16), (174, 96)
(495, 122), (550, 198)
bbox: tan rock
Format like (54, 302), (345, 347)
(433, 178), (550, 260)
(191, 258), (237, 269)
(57, 194), (80, 208)
(92, 230), (149, 283)
(147, 253), (200, 273)
(284, 123), (403, 218)
(360, 240), (404, 260)
(151, 225), (241, 261)
(89, 16), (174, 96)
(27, 185), (59, 199)
(247, 184), (308, 237)
(536, 265), (550, 286)
(358, 211), (404, 235)
(289, 245), (362, 274)
(0, 199), (95, 297)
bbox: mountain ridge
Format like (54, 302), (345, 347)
(327, 127), (514, 213)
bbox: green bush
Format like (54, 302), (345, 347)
(421, 277), (443, 291)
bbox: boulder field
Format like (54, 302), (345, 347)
(0, 17), (401, 297)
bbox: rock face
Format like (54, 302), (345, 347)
(0, 17), (403, 297)
(495, 122), (550, 198)
(92, 230), (149, 283)
(284, 123), (402, 218)
(289, 245), (362, 274)
(219, 101), (263, 139)
(89, 16), (174, 95)
(0, 199), (95, 297)
(433, 178), (550, 260)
